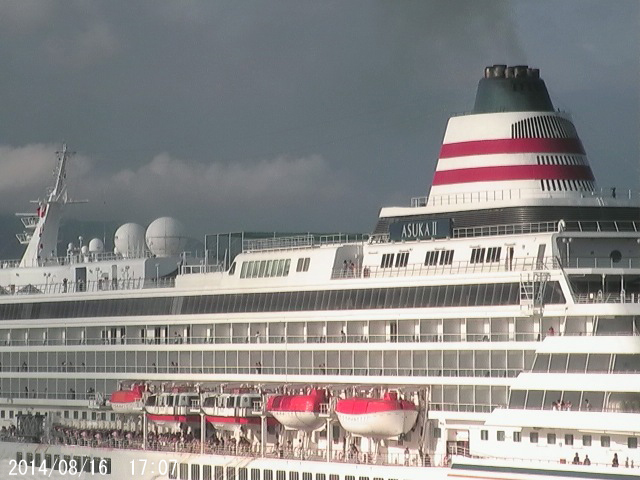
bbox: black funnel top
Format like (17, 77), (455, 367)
(473, 64), (554, 114)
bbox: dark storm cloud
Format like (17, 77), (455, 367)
(0, 1), (637, 240)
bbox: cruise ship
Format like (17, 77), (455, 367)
(0, 64), (639, 480)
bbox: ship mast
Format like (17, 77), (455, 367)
(17, 144), (86, 267)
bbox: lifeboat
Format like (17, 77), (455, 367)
(201, 391), (275, 431)
(335, 392), (418, 438)
(109, 384), (146, 412)
(144, 390), (201, 430)
(267, 389), (327, 431)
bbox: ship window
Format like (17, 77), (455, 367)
(601, 436), (610, 447)
(216, 467), (224, 480)
(583, 435), (592, 446)
(316, 475), (326, 480)
(204, 466), (212, 480)
(614, 354), (640, 373)
(381, 253), (394, 268)
(497, 431), (505, 441)
(276, 472), (285, 480)
(228, 467), (236, 480)
(239, 468), (248, 480)
(567, 354), (587, 373)
(509, 390), (526, 408)
(283, 259), (291, 276)
(296, 257), (311, 272)
(530, 432), (538, 443)
(425, 251), (439, 266)
(395, 252), (409, 268)
(480, 430), (488, 440)
(586, 354), (610, 373)
(565, 434), (574, 446)
(290, 474), (299, 480)
(549, 354), (568, 372)
(547, 433), (556, 445)
(525, 390), (543, 409)
(486, 247), (501, 263)
(628, 437), (637, 449)
(303, 474), (312, 480)
(440, 250), (454, 265)
(544, 391), (562, 410)
(470, 248), (486, 264)
(329, 476), (338, 480)
(513, 431), (521, 442)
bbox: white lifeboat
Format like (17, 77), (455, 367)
(108, 383), (146, 413)
(335, 392), (418, 438)
(266, 389), (327, 431)
(144, 389), (201, 430)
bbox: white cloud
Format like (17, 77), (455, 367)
(0, 143), (351, 234)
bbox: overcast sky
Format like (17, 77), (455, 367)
(0, 0), (638, 241)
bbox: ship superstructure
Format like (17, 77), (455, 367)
(0, 65), (639, 480)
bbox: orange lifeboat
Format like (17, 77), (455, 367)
(109, 384), (146, 413)
(335, 392), (417, 437)
(267, 389), (327, 431)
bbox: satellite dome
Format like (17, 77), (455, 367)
(81, 245), (89, 255)
(145, 217), (187, 257)
(88, 238), (104, 254)
(114, 223), (146, 258)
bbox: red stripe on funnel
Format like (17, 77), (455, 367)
(432, 165), (594, 185)
(439, 138), (585, 158)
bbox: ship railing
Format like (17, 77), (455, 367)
(411, 186), (640, 208)
(430, 402), (505, 413)
(453, 451), (640, 470)
(180, 263), (225, 274)
(574, 292), (640, 304)
(0, 277), (175, 296)
(500, 404), (640, 414)
(0, 251), (153, 270)
(564, 256), (640, 269)
(454, 221), (559, 238)
(331, 256), (559, 280)
(243, 233), (369, 252)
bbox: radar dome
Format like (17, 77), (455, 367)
(88, 238), (104, 254)
(145, 217), (187, 257)
(114, 223), (146, 258)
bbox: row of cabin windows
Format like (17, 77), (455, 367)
(380, 252), (408, 268)
(532, 353), (640, 374)
(480, 431), (638, 449)
(15, 452), (112, 475)
(382, 248), (480, 269)
(424, 250), (454, 266)
(296, 258), (311, 272)
(470, 247), (501, 264)
(168, 464), (390, 480)
(240, 259), (291, 279)
(0, 280), (566, 321)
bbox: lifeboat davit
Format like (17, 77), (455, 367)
(335, 392), (418, 438)
(144, 390), (201, 430)
(267, 389), (327, 431)
(109, 384), (146, 412)
(202, 391), (275, 431)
